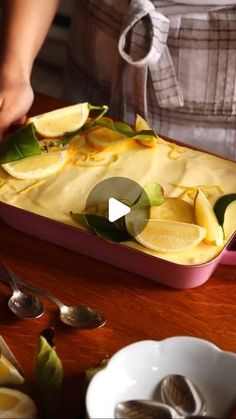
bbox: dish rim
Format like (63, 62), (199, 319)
(0, 200), (235, 268)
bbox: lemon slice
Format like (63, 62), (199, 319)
(27, 102), (89, 137)
(0, 388), (37, 419)
(150, 198), (194, 223)
(0, 354), (24, 386)
(135, 114), (157, 148)
(133, 219), (206, 253)
(2, 151), (68, 179)
(194, 189), (224, 246)
(85, 126), (136, 151)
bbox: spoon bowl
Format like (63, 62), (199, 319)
(60, 305), (106, 328)
(8, 289), (44, 319)
(115, 400), (217, 419)
(115, 400), (179, 419)
(160, 374), (206, 417)
(0, 261), (44, 319)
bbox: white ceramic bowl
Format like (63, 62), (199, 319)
(86, 337), (236, 418)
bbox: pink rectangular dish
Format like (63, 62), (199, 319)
(0, 201), (235, 289)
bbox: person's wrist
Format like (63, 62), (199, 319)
(0, 57), (32, 86)
(0, 68), (31, 87)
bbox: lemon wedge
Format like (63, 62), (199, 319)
(0, 388), (37, 419)
(135, 114), (157, 147)
(150, 198), (194, 223)
(27, 102), (89, 137)
(0, 354), (24, 386)
(135, 114), (150, 131)
(2, 151), (68, 180)
(133, 219), (206, 253)
(194, 189), (224, 246)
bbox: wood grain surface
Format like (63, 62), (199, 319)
(0, 93), (235, 418)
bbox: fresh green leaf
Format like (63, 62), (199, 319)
(95, 117), (130, 135)
(214, 194), (236, 226)
(94, 117), (157, 140)
(125, 207), (149, 235)
(34, 328), (63, 419)
(70, 212), (91, 230)
(132, 182), (164, 210)
(71, 212), (130, 242)
(86, 358), (109, 383)
(132, 131), (158, 141)
(125, 183), (164, 234)
(112, 121), (134, 137)
(0, 124), (41, 164)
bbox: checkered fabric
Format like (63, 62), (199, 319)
(64, 0), (236, 159)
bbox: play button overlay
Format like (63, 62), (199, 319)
(85, 177), (150, 238)
(108, 198), (131, 222)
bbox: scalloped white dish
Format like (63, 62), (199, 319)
(86, 337), (236, 418)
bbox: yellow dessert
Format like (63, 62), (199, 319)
(0, 104), (235, 265)
(0, 388), (37, 419)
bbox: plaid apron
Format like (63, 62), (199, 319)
(64, 0), (236, 159)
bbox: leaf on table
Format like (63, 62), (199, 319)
(0, 124), (41, 164)
(86, 358), (109, 384)
(34, 328), (63, 419)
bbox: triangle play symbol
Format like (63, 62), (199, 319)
(108, 197), (131, 222)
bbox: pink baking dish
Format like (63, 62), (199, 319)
(0, 201), (235, 289)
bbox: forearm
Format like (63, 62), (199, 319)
(0, 0), (61, 82)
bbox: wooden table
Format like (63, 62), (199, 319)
(0, 93), (235, 418)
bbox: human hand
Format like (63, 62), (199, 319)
(0, 75), (34, 140)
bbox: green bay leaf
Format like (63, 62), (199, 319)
(214, 194), (236, 226)
(94, 117), (157, 140)
(71, 212), (130, 242)
(132, 182), (164, 210)
(0, 124), (41, 164)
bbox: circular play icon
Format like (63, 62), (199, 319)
(85, 177), (151, 238)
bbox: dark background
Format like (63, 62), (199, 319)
(0, 0), (73, 99)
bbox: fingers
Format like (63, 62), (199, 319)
(0, 97), (27, 132)
(15, 115), (27, 125)
(0, 102), (20, 134)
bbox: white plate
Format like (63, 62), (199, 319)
(86, 337), (236, 418)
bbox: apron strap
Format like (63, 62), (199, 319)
(117, 0), (184, 112)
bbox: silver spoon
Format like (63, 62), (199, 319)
(1, 270), (106, 329)
(160, 374), (207, 417)
(0, 261), (44, 319)
(115, 400), (179, 419)
(115, 400), (216, 419)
